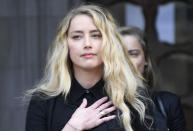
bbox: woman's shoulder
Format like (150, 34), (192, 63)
(154, 91), (179, 101)
(153, 91), (183, 117)
(156, 91), (177, 96)
(30, 92), (55, 101)
(153, 91), (182, 116)
(28, 92), (60, 109)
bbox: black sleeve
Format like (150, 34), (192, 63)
(159, 91), (187, 131)
(25, 95), (47, 131)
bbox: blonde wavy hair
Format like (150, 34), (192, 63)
(27, 4), (148, 131)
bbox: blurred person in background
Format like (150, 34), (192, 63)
(119, 26), (187, 131)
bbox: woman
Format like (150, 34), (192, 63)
(119, 26), (187, 131)
(26, 5), (153, 131)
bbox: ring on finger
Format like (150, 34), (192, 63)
(101, 117), (105, 122)
(98, 107), (102, 111)
(100, 111), (105, 115)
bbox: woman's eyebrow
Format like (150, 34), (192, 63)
(70, 29), (100, 34)
(70, 30), (83, 34)
(90, 29), (100, 33)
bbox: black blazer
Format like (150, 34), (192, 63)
(153, 91), (187, 131)
(26, 78), (153, 131)
(25, 92), (187, 131)
(26, 77), (186, 131)
(26, 95), (153, 131)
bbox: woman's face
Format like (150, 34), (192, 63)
(67, 14), (103, 71)
(123, 35), (146, 74)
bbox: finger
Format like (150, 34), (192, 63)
(102, 106), (116, 115)
(97, 101), (113, 111)
(101, 115), (116, 122)
(79, 98), (87, 108)
(98, 111), (105, 118)
(89, 97), (108, 109)
(96, 115), (116, 125)
(98, 106), (116, 118)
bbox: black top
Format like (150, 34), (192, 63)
(25, 77), (153, 131)
(153, 91), (187, 131)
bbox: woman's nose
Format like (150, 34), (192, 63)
(84, 36), (92, 49)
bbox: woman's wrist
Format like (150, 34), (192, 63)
(67, 122), (82, 131)
(61, 122), (82, 131)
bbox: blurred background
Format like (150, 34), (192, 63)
(0, 0), (193, 130)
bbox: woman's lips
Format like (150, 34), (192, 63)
(81, 53), (96, 58)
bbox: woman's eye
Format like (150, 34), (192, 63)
(72, 35), (81, 40)
(92, 34), (102, 39)
(128, 50), (139, 57)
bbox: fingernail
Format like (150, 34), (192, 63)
(112, 115), (116, 118)
(104, 96), (108, 99)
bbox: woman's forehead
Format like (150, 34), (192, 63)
(68, 14), (97, 32)
(123, 35), (143, 50)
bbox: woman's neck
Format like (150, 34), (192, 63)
(73, 67), (103, 89)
